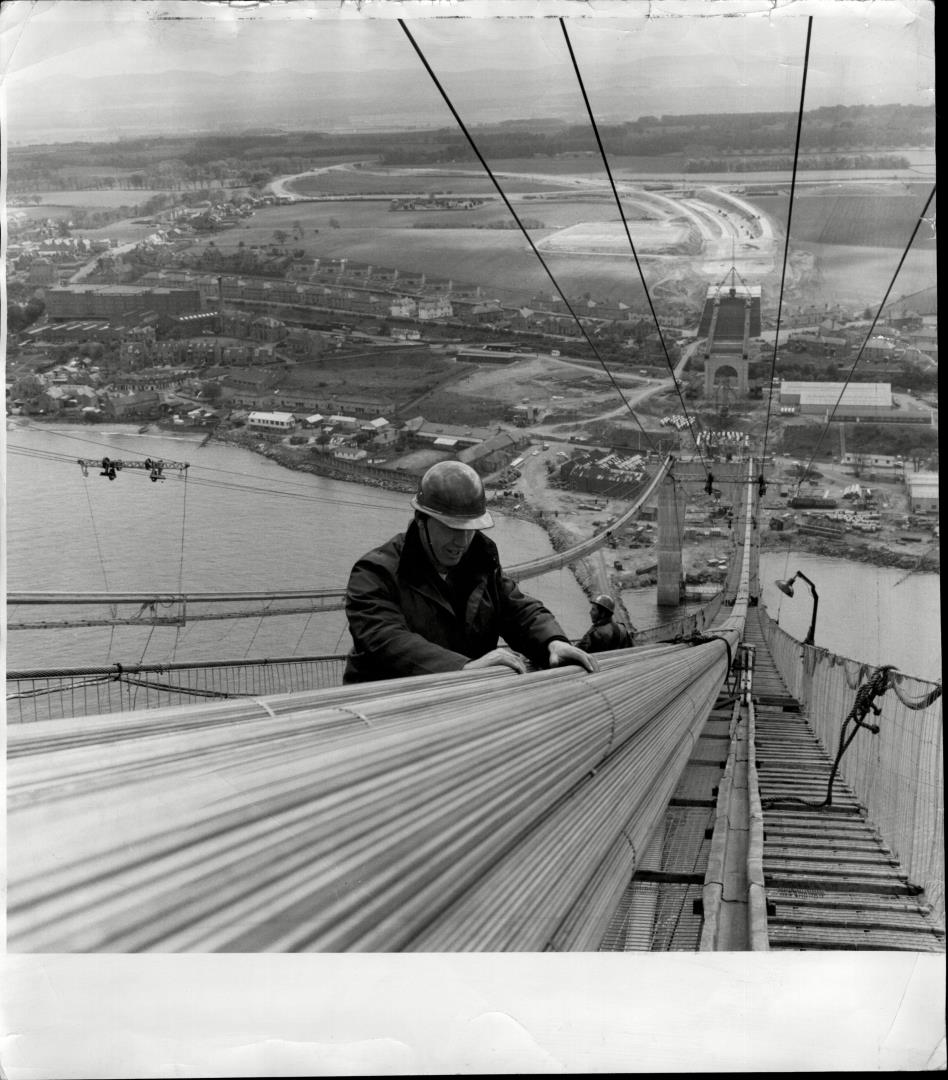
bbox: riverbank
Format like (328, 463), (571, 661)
(212, 428), (418, 493)
(24, 419), (938, 578)
(759, 527), (939, 573)
(201, 428), (946, 578)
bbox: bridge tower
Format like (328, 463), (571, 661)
(698, 270), (761, 400)
(657, 461), (759, 606)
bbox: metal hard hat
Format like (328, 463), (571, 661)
(411, 460), (494, 530)
(592, 594), (615, 614)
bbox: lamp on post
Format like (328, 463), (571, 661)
(775, 571), (819, 646)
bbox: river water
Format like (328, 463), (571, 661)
(4, 424), (589, 670)
(5, 424), (940, 682)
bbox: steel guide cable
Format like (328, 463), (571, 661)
(793, 184), (936, 489)
(759, 16), (813, 466)
(558, 18), (709, 476)
(398, 18), (659, 456)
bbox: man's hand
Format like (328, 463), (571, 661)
(548, 639), (599, 673)
(463, 648), (528, 674)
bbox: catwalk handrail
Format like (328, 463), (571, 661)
(7, 463), (755, 951)
(757, 607), (944, 929)
(6, 458), (674, 624)
(6, 597), (723, 722)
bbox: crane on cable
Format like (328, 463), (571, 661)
(77, 456), (190, 482)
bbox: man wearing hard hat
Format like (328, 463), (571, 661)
(576, 594), (635, 654)
(343, 460), (598, 683)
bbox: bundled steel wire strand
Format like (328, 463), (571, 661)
(8, 472), (757, 952)
(8, 639), (736, 952)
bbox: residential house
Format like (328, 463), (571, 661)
(106, 391), (164, 420)
(247, 411), (297, 431)
(906, 472), (939, 513)
(361, 417), (396, 445)
(39, 384), (100, 415)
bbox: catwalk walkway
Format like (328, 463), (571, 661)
(600, 607), (945, 951)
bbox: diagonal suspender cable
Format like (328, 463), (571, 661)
(760, 16), (813, 466)
(795, 183), (936, 486)
(559, 18), (710, 477)
(399, 19), (659, 453)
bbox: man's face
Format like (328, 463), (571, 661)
(424, 518), (475, 569)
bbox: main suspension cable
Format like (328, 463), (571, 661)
(399, 19), (660, 455)
(559, 18), (709, 476)
(760, 16), (813, 465)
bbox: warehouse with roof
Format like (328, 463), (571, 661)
(906, 472), (939, 514)
(778, 380), (893, 420)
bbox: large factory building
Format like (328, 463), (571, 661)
(45, 285), (203, 322)
(777, 380), (894, 420)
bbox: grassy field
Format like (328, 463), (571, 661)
(487, 155), (692, 176)
(288, 168), (569, 198)
(754, 190), (934, 247)
(34, 165), (934, 318)
(29, 188), (173, 208)
(209, 201), (659, 304)
(799, 243), (937, 307)
(538, 220), (691, 253)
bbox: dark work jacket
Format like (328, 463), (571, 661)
(576, 619), (633, 654)
(343, 521), (567, 683)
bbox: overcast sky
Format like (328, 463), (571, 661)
(0, 0), (936, 140)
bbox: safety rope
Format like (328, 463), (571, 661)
(890, 678), (942, 711)
(171, 467), (190, 663)
(665, 632), (735, 695)
(82, 469), (117, 661)
(762, 664), (901, 811)
(117, 675), (234, 699)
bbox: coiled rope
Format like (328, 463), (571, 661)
(762, 663), (908, 811)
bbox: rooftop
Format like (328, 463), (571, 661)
(779, 381), (892, 408)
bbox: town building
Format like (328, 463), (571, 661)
(778, 381), (893, 420)
(247, 411), (296, 431)
(417, 297), (453, 320)
(106, 391), (164, 420)
(840, 452), (904, 472)
(906, 472), (939, 513)
(457, 431), (522, 473)
(327, 414), (359, 432)
(361, 417), (396, 445)
(407, 421), (501, 450)
(46, 285), (202, 321)
(38, 384), (100, 415)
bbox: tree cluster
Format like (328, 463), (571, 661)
(6, 297), (46, 336)
(779, 421), (938, 464)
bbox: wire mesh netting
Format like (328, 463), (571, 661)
(759, 609), (944, 929)
(6, 656), (347, 723)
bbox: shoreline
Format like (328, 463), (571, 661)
(23, 419), (940, 576)
(214, 429), (940, 577)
